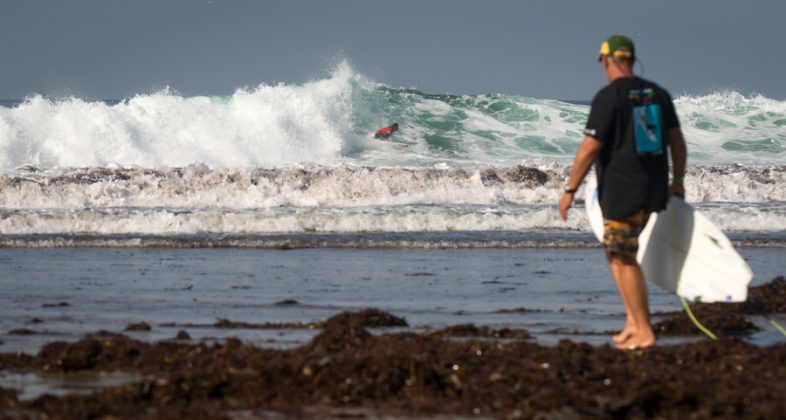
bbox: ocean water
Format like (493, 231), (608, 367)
(1, 247), (784, 355)
(1, 62), (785, 357)
(1, 62), (785, 245)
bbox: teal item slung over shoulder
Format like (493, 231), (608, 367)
(634, 103), (664, 156)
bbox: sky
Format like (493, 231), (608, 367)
(1, 0), (784, 101)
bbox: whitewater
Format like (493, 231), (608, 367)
(1, 62), (785, 246)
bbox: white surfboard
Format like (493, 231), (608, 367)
(584, 176), (752, 302)
(367, 135), (412, 149)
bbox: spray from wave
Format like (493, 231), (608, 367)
(2, 61), (785, 244)
(1, 61), (785, 170)
(0, 63), (360, 169)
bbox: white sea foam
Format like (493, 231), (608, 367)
(1, 62), (784, 170)
(0, 165), (557, 210)
(0, 64), (359, 169)
(1, 164), (785, 238)
(0, 206), (574, 236)
(1, 63), (785, 244)
(675, 92), (786, 164)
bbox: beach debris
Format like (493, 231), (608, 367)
(0, 305), (783, 418)
(653, 278), (786, 336)
(424, 324), (530, 339)
(308, 309), (407, 353)
(125, 322), (152, 332)
(159, 319), (321, 330)
(495, 307), (539, 314)
(7, 329), (36, 336)
(274, 299), (299, 306)
(41, 302), (70, 308)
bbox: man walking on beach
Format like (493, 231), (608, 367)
(558, 35), (687, 349)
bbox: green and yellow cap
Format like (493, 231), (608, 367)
(598, 34), (635, 61)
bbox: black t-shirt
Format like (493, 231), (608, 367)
(585, 77), (680, 219)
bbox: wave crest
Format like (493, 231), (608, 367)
(1, 64), (785, 169)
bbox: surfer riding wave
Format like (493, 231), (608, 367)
(374, 123), (399, 140)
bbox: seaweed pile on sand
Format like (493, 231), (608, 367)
(1, 283), (785, 418)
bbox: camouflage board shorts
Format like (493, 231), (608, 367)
(603, 210), (650, 256)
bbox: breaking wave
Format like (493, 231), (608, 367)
(1, 62), (785, 170)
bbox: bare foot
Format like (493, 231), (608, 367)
(612, 326), (635, 343)
(615, 331), (656, 350)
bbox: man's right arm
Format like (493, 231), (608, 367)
(667, 127), (687, 198)
(558, 135), (603, 221)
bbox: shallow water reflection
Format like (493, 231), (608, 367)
(0, 370), (144, 401)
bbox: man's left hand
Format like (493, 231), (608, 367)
(670, 184), (685, 199)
